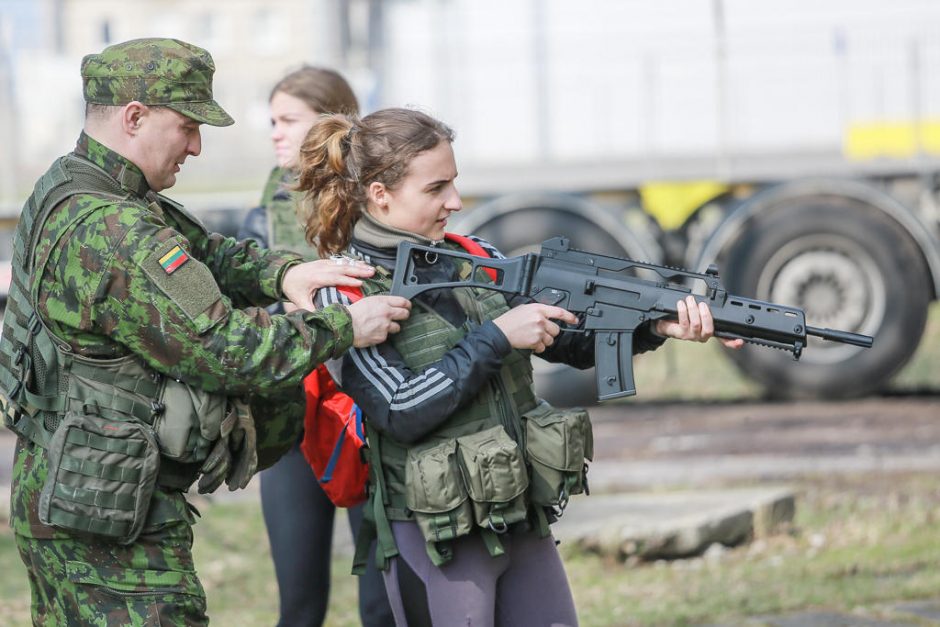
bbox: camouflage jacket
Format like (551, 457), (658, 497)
(34, 133), (351, 392)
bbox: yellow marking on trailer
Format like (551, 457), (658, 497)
(844, 120), (940, 159)
(639, 181), (729, 230)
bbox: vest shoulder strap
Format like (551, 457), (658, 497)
(26, 155), (129, 270)
(155, 193), (210, 239)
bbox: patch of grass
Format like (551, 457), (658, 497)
(563, 473), (940, 626)
(1, 474), (938, 626)
(887, 302), (940, 392)
(190, 496), (362, 627)
(0, 524), (31, 625)
(633, 335), (763, 402)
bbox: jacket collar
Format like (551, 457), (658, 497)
(74, 131), (152, 199)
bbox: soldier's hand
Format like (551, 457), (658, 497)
(282, 258), (376, 311)
(348, 295), (412, 348)
(493, 303), (579, 353)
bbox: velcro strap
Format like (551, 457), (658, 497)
(0, 367), (21, 398)
(65, 428), (146, 457)
(533, 506), (552, 538)
(480, 528), (506, 558)
(53, 482), (137, 512)
(22, 385), (66, 412)
(7, 408), (52, 448)
(46, 506), (132, 537)
(7, 322), (31, 347)
(70, 362), (161, 398)
(429, 514), (460, 542)
(12, 229), (26, 261)
(66, 390), (157, 425)
(60, 454), (141, 483)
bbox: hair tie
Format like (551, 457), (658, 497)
(343, 123), (357, 143)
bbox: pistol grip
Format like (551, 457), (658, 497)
(595, 331), (636, 401)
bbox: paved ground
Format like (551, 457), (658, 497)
(586, 394), (940, 490)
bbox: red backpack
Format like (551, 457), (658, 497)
(299, 355), (369, 507)
(299, 233), (494, 507)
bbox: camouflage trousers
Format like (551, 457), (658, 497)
(15, 519), (208, 626)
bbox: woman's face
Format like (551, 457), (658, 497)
(270, 91), (320, 170)
(369, 141), (462, 241)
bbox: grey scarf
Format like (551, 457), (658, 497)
(352, 210), (442, 250)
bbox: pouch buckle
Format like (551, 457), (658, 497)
(487, 520), (508, 534)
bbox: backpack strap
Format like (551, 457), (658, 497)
(352, 424), (399, 575)
(337, 286), (363, 303)
(443, 233), (497, 281)
(325, 282), (400, 573)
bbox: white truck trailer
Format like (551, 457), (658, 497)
(366, 0), (940, 403)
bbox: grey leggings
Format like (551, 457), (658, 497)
(382, 521), (578, 627)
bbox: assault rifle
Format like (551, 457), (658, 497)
(390, 237), (874, 401)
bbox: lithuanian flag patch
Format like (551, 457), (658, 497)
(159, 245), (189, 274)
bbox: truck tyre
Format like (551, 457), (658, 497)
(473, 208), (632, 407)
(720, 196), (930, 399)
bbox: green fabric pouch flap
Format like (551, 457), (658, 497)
(405, 438), (473, 543)
(156, 379), (226, 463)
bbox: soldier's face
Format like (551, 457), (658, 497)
(270, 91), (320, 170)
(368, 141), (462, 241)
(135, 107), (202, 192)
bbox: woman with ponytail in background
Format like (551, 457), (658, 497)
(238, 66), (393, 627)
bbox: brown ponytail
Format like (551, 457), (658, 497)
(297, 107), (455, 257)
(296, 114), (364, 256)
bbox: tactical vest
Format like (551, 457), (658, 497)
(350, 241), (593, 570)
(262, 167), (310, 255)
(0, 155), (228, 541)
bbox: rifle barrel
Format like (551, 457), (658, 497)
(806, 326), (873, 348)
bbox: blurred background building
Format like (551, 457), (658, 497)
(3, 0), (940, 204)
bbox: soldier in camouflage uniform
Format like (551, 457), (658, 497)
(0, 38), (410, 625)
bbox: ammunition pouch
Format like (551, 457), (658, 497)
(405, 439), (473, 545)
(523, 400), (593, 512)
(456, 426), (530, 533)
(405, 425), (530, 552)
(38, 411), (161, 544)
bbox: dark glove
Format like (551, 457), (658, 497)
(197, 435), (232, 494)
(224, 398), (258, 491)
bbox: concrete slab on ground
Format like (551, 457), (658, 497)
(552, 486), (796, 560)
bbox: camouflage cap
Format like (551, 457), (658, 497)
(81, 38), (234, 127)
